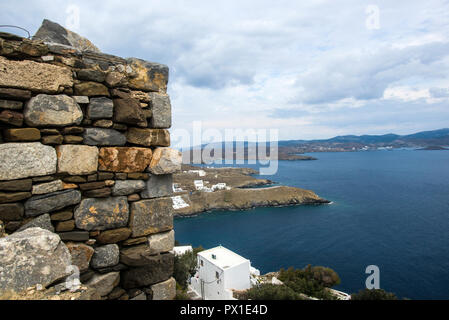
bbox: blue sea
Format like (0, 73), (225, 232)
(174, 150), (449, 299)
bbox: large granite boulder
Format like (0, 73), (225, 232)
(34, 19), (101, 53)
(148, 147), (182, 175)
(24, 94), (83, 127)
(74, 197), (129, 231)
(56, 145), (98, 175)
(129, 198), (173, 237)
(0, 56), (73, 94)
(98, 147), (152, 173)
(0, 142), (57, 181)
(0, 228), (72, 294)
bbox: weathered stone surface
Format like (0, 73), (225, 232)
(32, 180), (64, 195)
(56, 145), (98, 175)
(119, 244), (152, 267)
(50, 210), (73, 221)
(83, 128), (126, 146)
(0, 192), (31, 204)
(72, 96), (89, 104)
(87, 97), (114, 120)
(122, 237), (147, 246)
(140, 174), (173, 199)
(108, 287), (126, 300)
(0, 220), (4, 238)
(151, 277), (176, 300)
(127, 173), (149, 180)
(96, 228), (131, 244)
(74, 196), (129, 231)
(113, 98), (147, 127)
(148, 148), (182, 175)
(98, 147), (152, 173)
(129, 198), (173, 237)
(97, 172), (114, 181)
(105, 71), (127, 87)
(83, 188), (111, 198)
(24, 94), (83, 127)
(63, 135), (84, 144)
(149, 92), (171, 128)
(86, 272), (120, 297)
(0, 56), (73, 93)
(121, 253), (173, 289)
(91, 244), (120, 269)
(126, 128), (170, 147)
(3, 128), (41, 141)
(55, 220), (75, 232)
(17, 213), (54, 233)
(58, 231), (89, 242)
(0, 88), (31, 100)
(66, 243), (94, 273)
(41, 134), (63, 145)
(112, 180), (146, 196)
(0, 110), (23, 126)
(34, 19), (101, 53)
(127, 58), (168, 93)
(24, 189), (81, 217)
(0, 143), (56, 181)
(0, 203), (24, 221)
(0, 99), (23, 110)
(147, 230), (175, 255)
(130, 292), (147, 300)
(77, 69), (106, 83)
(63, 126), (84, 134)
(79, 181), (106, 191)
(0, 179), (32, 192)
(74, 82), (109, 97)
(0, 228), (72, 294)
(93, 119), (113, 128)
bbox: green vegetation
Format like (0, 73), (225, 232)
(277, 265), (341, 300)
(238, 284), (304, 300)
(173, 245), (204, 290)
(351, 289), (398, 300)
(239, 265), (341, 300)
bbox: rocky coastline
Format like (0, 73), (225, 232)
(172, 165), (329, 217)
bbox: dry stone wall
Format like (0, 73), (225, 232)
(0, 30), (181, 300)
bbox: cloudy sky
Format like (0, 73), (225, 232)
(2, 0), (449, 144)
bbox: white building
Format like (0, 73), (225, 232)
(190, 246), (256, 300)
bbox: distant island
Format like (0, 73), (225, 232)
(183, 128), (449, 162)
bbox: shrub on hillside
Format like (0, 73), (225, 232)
(173, 245), (204, 289)
(239, 284), (303, 300)
(278, 265), (341, 299)
(351, 289), (398, 300)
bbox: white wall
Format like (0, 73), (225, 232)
(224, 260), (251, 291)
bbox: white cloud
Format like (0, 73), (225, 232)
(1, 0), (449, 141)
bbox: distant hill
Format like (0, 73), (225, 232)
(184, 128), (449, 162)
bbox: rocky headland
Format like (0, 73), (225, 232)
(172, 165), (329, 217)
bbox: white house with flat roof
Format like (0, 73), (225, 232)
(190, 246), (256, 300)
